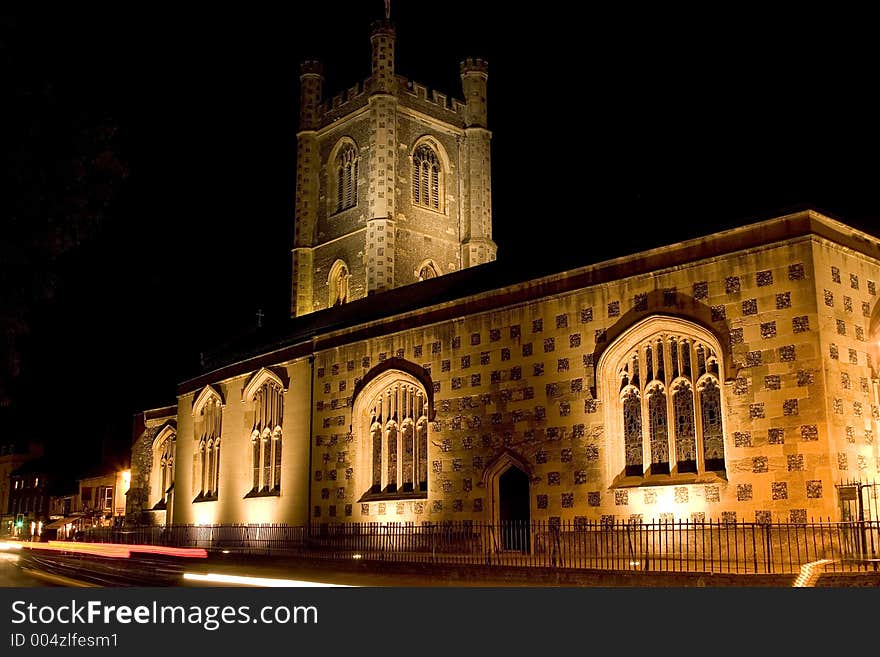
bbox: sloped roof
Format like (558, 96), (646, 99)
(181, 209), (880, 394)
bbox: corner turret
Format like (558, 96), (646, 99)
(460, 57), (488, 128)
(299, 60), (324, 130)
(370, 20), (396, 94)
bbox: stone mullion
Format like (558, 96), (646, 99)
(639, 345), (650, 474)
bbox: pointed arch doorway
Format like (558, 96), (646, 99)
(484, 451), (532, 553)
(498, 466), (530, 552)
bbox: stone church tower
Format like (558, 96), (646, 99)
(291, 16), (495, 317)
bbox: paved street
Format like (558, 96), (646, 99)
(0, 553), (58, 587)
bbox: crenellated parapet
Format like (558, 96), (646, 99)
(320, 78), (371, 125)
(460, 57), (488, 76)
(314, 75), (467, 129)
(397, 76), (467, 127)
(300, 59), (323, 77)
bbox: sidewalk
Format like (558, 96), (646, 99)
(180, 551), (797, 587)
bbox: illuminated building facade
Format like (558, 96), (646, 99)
(8, 456), (51, 539)
(0, 442), (42, 536)
(127, 18), (880, 532)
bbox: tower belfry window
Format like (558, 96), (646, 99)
(335, 142), (358, 212)
(413, 144), (442, 211)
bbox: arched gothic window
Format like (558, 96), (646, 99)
(335, 142), (358, 212)
(417, 259), (440, 281)
(601, 318), (728, 481)
(193, 389), (223, 501)
(152, 427), (176, 510)
(328, 259), (350, 307)
(355, 371), (429, 499)
(247, 377), (284, 496)
(412, 144), (442, 211)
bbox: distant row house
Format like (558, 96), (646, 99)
(0, 440), (130, 541)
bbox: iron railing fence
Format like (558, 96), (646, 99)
(78, 523), (307, 554)
(79, 518), (880, 575)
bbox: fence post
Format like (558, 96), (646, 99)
(484, 524), (491, 565)
(752, 525), (758, 573)
(550, 522), (560, 568)
(857, 483), (868, 560)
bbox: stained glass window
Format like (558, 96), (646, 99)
(386, 424), (398, 492)
(363, 380), (429, 498)
(696, 345), (706, 377)
(673, 382), (697, 473)
(648, 387), (669, 474)
(670, 338), (679, 379)
(700, 379), (725, 471)
(681, 340), (691, 377)
(655, 339), (665, 382)
(613, 326), (726, 481)
(623, 388), (643, 476)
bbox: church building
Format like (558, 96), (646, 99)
(126, 14), (880, 534)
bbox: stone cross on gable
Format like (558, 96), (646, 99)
(256, 308), (264, 328)
(385, 0), (390, 19)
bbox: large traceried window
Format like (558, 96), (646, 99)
(600, 317), (728, 482)
(152, 426), (176, 510)
(334, 141), (359, 213)
(193, 387), (223, 502)
(412, 143), (442, 211)
(354, 368), (430, 500)
(244, 369), (285, 497)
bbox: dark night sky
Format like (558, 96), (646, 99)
(3, 3), (880, 473)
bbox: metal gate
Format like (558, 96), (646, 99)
(837, 479), (879, 561)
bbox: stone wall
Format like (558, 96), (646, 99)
(810, 238), (880, 496)
(308, 236), (874, 525)
(126, 423), (166, 525)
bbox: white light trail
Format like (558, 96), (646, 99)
(183, 572), (353, 587)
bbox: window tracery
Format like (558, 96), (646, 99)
(357, 373), (429, 499)
(335, 141), (358, 212)
(193, 392), (222, 501)
(601, 318), (728, 483)
(248, 379), (284, 496)
(412, 144), (442, 211)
